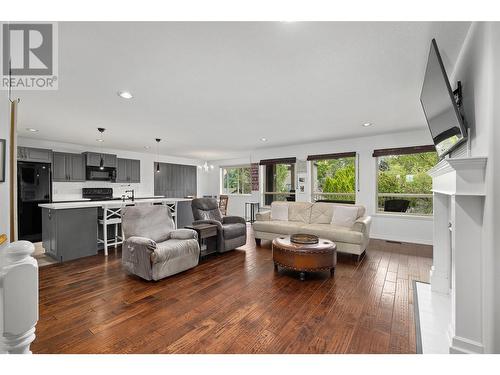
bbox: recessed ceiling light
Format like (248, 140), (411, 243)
(96, 139), (104, 142)
(26, 128), (38, 132)
(144, 146), (151, 149)
(117, 90), (133, 99)
(362, 122), (372, 127)
(260, 137), (268, 142)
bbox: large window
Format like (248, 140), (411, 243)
(261, 158), (296, 206)
(221, 166), (251, 195)
(309, 152), (356, 203)
(375, 146), (438, 215)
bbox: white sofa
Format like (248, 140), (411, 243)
(253, 201), (371, 259)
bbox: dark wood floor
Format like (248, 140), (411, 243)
(32, 228), (432, 354)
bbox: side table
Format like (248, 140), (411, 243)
(185, 224), (218, 261)
(245, 202), (260, 223)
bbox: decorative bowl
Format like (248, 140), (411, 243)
(290, 233), (319, 244)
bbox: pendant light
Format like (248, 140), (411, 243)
(155, 138), (161, 173)
(97, 127), (106, 170)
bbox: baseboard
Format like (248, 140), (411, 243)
(450, 336), (485, 354)
(370, 234), (433, 246)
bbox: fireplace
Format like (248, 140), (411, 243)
(424, 157), (487, 353)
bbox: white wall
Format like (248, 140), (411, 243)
(448, 22), (499, 354)
(203, 129), (434, 245)
(17, 137), (203, 201)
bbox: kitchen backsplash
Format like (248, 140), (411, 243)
(52, 181), (150, 201)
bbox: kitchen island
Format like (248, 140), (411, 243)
(39, 198), (193, 262)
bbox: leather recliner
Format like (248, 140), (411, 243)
(191, 198), (247, 253)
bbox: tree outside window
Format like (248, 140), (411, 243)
(264, 163), (295, 205)
(377, 151), (438, 215)
(222, 166), (251, 195)
(312, 157), (356, 203)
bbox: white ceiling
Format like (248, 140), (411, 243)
(17, 22), (471, 160)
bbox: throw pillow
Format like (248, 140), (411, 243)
(271, 204), (289, 221)
(331, 205), (358, 228)
(199, 208), (223, 221)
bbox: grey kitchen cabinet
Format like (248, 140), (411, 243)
(52, 152), (86, 182)
(17, 147), (52, 163)
(116, 158), (128, 182)
(154, 162), (197, 198)
(84, 152), (117, 168)
(116, 158), (141, 183)
(42, 207), (98, 262)
(176, 200), (194, 228)
(69, 154), (86, 181)
(129, 159), (140, 182)
(52, 152), (67, 181)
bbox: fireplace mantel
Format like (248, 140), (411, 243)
(427, 157), (487, 196)
(425, 156), (488, 354)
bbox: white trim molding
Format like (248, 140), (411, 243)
(427, 157), (487, 196)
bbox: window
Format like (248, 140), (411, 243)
(309, 152), (356, 203)
(260, 158), (296, 206)
(221, 166), (251, 195)
(374, 146), (438, 215)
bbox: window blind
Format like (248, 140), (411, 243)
(372, 145), (435, 157)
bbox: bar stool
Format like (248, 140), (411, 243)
(97, 207), (124, 256)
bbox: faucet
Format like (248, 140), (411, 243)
(125, 189), (135, 201)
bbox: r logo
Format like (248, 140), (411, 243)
(2, 23), (53, 75)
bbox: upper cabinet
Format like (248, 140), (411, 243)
(19, 147), (141, 183)
(83, 152), (117, 168)
(52, 152), (86, 182)
(18, 147), (52, 163)
(116, 158), (141, 183)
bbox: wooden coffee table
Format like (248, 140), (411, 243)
(272, 236), (336, 280)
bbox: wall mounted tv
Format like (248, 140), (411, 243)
(420, 38), (468, 158)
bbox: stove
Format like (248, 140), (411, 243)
(82, 188), (118, 201)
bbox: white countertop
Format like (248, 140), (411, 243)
(39, 197), (192, 210)
(51, 195), (165, 203)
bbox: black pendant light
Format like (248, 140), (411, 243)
(155, 138), (161, 173)
(98, 127), (106, 170)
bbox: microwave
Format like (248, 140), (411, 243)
(86, 166), (116, 182)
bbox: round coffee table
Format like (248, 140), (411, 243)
(272, 236), (337, 280)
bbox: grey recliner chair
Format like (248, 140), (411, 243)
(121, 205), (200, 281)
(191, 197), (247, 253)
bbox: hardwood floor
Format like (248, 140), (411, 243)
(32, 228), (432, 354)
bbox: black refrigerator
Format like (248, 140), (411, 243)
(18, 161), (52, 242)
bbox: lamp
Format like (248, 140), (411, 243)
(155, 138), (161, 173)
(97, 127), (105, 170)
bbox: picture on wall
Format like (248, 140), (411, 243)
(0, 139), (5, 182)
(297, 173), (306, 193)
(251, 163), (259, 191)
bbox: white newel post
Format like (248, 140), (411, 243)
(427, 157), (487, 354)
(0, 240), (39, 354)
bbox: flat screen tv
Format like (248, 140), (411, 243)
(420, 39), (468, 158)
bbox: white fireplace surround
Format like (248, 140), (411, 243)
(426, 156), (487, 354)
